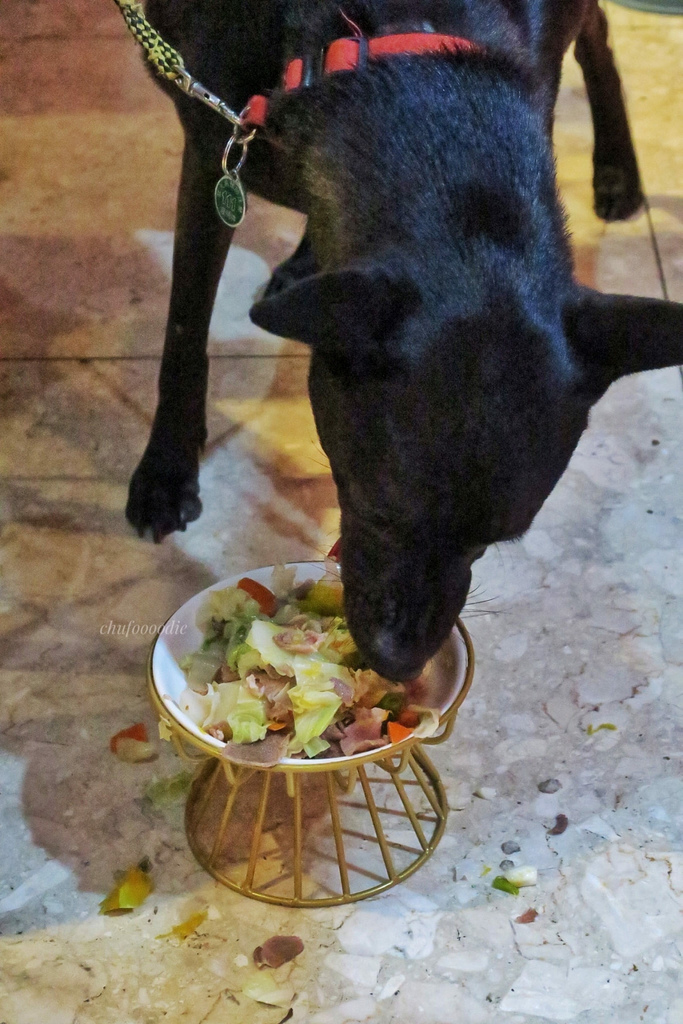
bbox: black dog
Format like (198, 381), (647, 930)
(127, 0), (682, 680)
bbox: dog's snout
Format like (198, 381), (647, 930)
(359, 627), (428, 682)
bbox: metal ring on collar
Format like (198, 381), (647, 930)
(221, 134), (253, 177)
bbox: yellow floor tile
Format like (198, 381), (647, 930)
(0, 113), (181, 236)
(0, 0), (123, 39)
(606, 1), (683, 299)
(554, 43), (663, 297)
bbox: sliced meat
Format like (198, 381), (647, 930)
(322, 720), (347, 743)
(265, 663), (289, 680)
(331, 677), (355, 706)
(340, 736), (389, 756)
(285, 614), (323, 632)
(246, 672), (291, 699)
(293, 580), (315, 600)
(340, 707), (389, 757)
(246, 673), (293, 724)
(273, 628), (327, 655)
(267, 688), (293, 724)
(219, 664), (241, 683)
(284, 614), (309, 629)
(222, 731), (289, 768)
(206, 721), (231, 742)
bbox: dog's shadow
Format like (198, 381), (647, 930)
(0, 202), (339, 924)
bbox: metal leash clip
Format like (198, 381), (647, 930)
(214, 119), (257, 228)
(174, 68), (244, 127)
(112, 0), (264, 226)
(174, 70), (257, 227)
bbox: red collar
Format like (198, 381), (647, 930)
(245, 31), (481, 128)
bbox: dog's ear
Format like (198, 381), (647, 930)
(250, 265), (420, 369)
(565, 287), (683, 393)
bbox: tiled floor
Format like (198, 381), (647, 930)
(0, 3), (682, 1022)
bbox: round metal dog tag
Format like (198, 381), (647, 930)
(214, 174), (246, 227)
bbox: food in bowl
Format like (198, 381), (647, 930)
(175, 565), (439, 763)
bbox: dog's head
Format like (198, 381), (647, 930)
(252, 267), (683, 678)
(248, 50), (683, 677)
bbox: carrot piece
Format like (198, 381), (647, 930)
(266, 721), (287, 731)
(387, 721), (414, 744)
(110, 722), (148, 753)
(237, 577), (278, 616)
(397, 709), (420, 729)
(327, 538), (341, 560)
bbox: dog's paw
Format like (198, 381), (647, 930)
(126, 459), (202, 543)
(593, 163), (644, 222)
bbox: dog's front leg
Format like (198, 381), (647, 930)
(575, 0), (643, 222)
(126, 133), (234, 541)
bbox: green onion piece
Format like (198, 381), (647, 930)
(492, 876), (520, 896)
(376, 691), (405, 718)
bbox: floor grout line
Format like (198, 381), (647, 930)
(0, 33), (131, 42)
(643, 195), (671, 303)
(0, 353), (309, 363)
(641, 193), (683, 388)
(1, 476), (126, 483)
(604, 1), (682, 392)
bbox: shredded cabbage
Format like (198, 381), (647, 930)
(178, 570), (442, 762)
(303, 736), (331, 758)
(205, 682), (240, 727)
(186, 649), (223, 690)
(318, 620), (358, 664)
(292, 655), (353, 690)
(293, 701), (341, 745)
(273, 602), (300, 625)
(287, 656), (349, 743)
(196, 586), (260, 630)
(270, 564), (297, 599)
(287, 734), (333, 757)
(235, 646), (263, 678)
(246, 619), (295, 675)
(179, 685), (215, 727)
(226, 686), (268, 744)
(410, 706), (441, 738)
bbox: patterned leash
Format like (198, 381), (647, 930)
(111, 0), (184, 80)
(111, 0), (256, 226)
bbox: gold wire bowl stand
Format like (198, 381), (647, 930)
(147, 620), (474, 908)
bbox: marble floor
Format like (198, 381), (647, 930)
(0, 2), (682, 1022)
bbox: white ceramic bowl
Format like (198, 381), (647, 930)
(151, 561), (472, 766)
